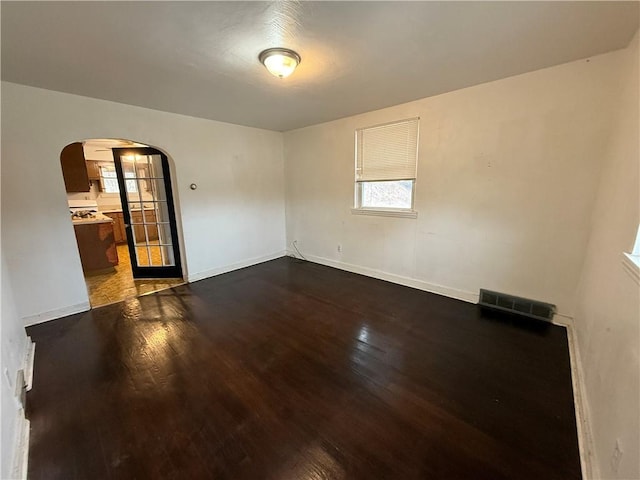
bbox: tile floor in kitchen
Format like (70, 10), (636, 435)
(84, 244), (184, 307)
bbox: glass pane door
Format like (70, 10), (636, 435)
(113, 148), (182, 279)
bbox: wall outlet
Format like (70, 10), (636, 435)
(292, 240), (304, 259)
(611, 439), (623, 473)
(337, 244), (342, 253)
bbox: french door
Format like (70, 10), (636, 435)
(112, 147), (182, 279)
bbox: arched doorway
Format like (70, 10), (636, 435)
(61, 138), (184, 307)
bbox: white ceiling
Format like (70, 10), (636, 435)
(2, 1), (638, 132)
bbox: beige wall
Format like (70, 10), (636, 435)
(574, 32), (639, 480)
(1, 82), (286, 324)
(284, 48), (625, 317)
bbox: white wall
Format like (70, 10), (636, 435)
(1, 252), (29, 478)
(284, 49), (626, 317)
(574, 32), (639, 480)
(1, 82), (286, 324)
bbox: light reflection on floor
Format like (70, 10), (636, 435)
(275, 443), (346, 480)
(83, 244), (183, 307)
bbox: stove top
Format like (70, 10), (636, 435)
(71, 209), (97, 219)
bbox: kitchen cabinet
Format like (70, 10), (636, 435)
(103, 212), (127, 244)
(61, 142), (90, 192)
(86, 161), (101, 181)
(61, 144), (104, 191)
(73, 222), (118, 271)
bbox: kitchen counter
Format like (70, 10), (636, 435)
(100, 205), (155, 214)
(71, 213), (114, 225)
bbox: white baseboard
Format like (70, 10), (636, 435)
(11, 409), (30, 480)
(288, 250), (478, 304)
(23, 301), (90, 326)
(290, 251), (577, 319)
(565, 323), (597, 480)
(187, 250), (286, 283)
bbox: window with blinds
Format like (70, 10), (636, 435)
(354, 118), (419, 215)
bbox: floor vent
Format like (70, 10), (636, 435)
(478, 289), (556, 322)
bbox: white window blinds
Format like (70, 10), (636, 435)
(356, 118), (419, 182)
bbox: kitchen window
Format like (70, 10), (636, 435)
(352, 117), (419, 218)
(100, 165), (138, 194)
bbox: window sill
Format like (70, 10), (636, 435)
(351, 208), (418, 219)
(622, 253), (640, 285)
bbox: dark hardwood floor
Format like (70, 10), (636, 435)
(26, 257), (581, 479)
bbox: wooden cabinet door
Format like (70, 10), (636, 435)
(103, 212), (126, 244)
(118, 213), (126, 243)
(99, 223), (119, 267)
(60, 143), (89, 192)
(86, 161), (101, 181)
(73, 223), (118, 271)
(115, 213), (126, 243)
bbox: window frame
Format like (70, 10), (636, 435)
(99, 165), (121, 194)
(352, 117), (419, 218)
(353, 179), (418, 218)
(99, 164), (143, 194)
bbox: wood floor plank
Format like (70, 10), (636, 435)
(26, 257), (581, 479)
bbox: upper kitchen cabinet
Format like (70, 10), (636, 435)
(60, 142), (90, 192)
(86, 161), (101, 181)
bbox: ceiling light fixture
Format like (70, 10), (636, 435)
(259, 48), (301, 79)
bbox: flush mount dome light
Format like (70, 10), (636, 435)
(259, 48), (301, 79)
